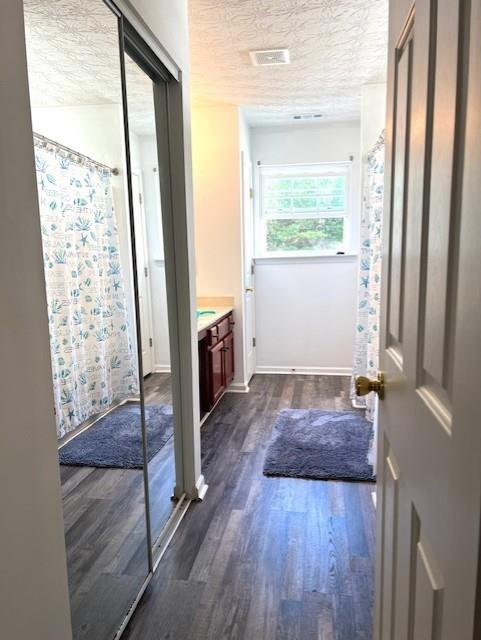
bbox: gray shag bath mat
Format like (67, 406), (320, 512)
(59, 403), (173, 469)
(263, 409), (375, 482)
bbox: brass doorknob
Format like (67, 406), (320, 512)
(355, 372), (385, 400)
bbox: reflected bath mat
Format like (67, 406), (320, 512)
(59, 403), (173, 469)
(263, 409), (375, 481)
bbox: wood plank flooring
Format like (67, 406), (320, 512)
(144, 373), (176, 542)
(123, 374), (376, 640)
(60, 372), (176, 640)
(60, 461), (149, 639)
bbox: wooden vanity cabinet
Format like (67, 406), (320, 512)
(199, 311), (235, 414)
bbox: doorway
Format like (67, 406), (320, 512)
(241, 150), (256, 383)
(131, 171), (154, 377)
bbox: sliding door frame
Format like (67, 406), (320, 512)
(114, 0), (205, 546)
(90, 0), (203, 634)
(120, 18), (187, 553)
(96, 1), (203, 634)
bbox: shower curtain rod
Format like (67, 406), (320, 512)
(33, 132), (120, 176)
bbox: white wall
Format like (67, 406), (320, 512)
(360, 83), (387, 161)
(128, 0), (189, 70)
(251, 122), (360, 374)
(191, 103), (247, 387)
(239, 110), (252, 161)
(255, 256), (358, 373)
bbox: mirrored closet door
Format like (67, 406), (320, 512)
(123, 44), (178, 550)
(21, 1), (182, 638)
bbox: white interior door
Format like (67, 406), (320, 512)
(131, 172), (154, 377)
(373, 1), (481, 638)
(242, 151), (256, 382)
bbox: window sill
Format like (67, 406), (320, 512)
(254, 253), (358, 265)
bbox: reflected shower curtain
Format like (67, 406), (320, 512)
(351, 132), (385, 421)
(34, 137), (138, 438)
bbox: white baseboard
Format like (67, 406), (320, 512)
(191, 474), (208, 501)
(153, 364), (171, 374)
(255, 365), (352, 376)
(352, 398), (366, 409)
(226, 381), (250, 393)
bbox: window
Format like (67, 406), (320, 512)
(256, 162), (351, 256)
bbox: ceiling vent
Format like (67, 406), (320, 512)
(249, 48), (290, 66)
(293, 113), (323, 120)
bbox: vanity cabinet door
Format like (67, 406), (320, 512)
(223, 332), (234, 387)
(208, 316), (231, 346)
(209, 340), (225, 405)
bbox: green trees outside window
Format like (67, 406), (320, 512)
(266, 218), (344, 252)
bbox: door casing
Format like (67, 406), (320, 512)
(241, 150), (256, 384)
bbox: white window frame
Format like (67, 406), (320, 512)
(255, 161), (353, 258)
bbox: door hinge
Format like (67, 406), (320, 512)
(253, 337), (256, 347)
(249, 187), (254, 199)
(144, 266), (148, 278)
(250, 260), (255, 275)
(138, 192), (143, 205)
(149, 337), (153, 347)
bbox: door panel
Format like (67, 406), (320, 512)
(412, 538), (444, 639)
(209, 340), (225, 405)
(422, 1), (460, 393)
(224, 332), (234, 387)
(376, 1), (481, 639)
(387, 32), (412, 357)
(379, 442), (400, 640)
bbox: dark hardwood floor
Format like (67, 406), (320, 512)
(60, 372), (176, 639)
(60, 458), (148, 638)
(123, 374), (376, 640)
(144, 373), (176, 542)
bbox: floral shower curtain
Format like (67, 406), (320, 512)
(34, 137), (138, 439)
(351, 131), (385, 421)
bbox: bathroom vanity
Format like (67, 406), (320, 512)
(198, 308), (235, 414)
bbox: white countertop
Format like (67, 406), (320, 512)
(197, 306), (233, 332)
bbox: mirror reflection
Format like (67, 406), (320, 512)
(123, 54), (177, 546)
(23, 1), (151, 638)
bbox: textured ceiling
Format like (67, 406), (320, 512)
(23, 0), (155, 135)
(22, 0), (388, 131)
(188, 0), (388, 126)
